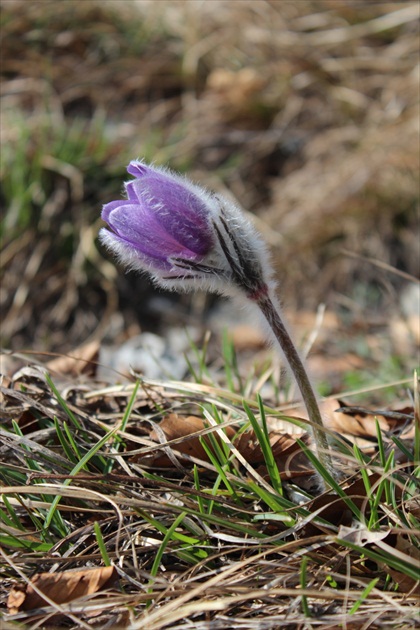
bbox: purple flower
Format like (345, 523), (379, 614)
(99, 160), (272, 297)
(99, 160), (332, 481)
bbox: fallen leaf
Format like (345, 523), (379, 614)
(325, 399), (414, 437)
(137, 414), (236, 467)
(234, 430), (297, 462)
(137, 414), (313, 479)
(16, 408), (42, 434)
(46, 340), (100, 377)
(235, 430), (313, 479)
(301, 474), (382, 536)
(280, 398), (415, 445)
(7, 566), (118, 613)
(337, 524), (390, 546)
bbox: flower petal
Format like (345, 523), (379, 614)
(128, 177), (213, 255)
(127, 161), (151, 179)
(105, 203), (207, 264)
(99, 228), (171, 271)
(101, 199), (127, 224)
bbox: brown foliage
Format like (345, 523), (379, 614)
(7, 566), (118, 613)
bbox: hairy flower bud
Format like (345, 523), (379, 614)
(99, 160), (271, 298)
(100, 159), (334, 485)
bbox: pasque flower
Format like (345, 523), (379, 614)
(100, 160), (334, 483)
(100, 160), (271, 298)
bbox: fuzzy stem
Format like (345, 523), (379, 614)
(255, 291), (334, 484)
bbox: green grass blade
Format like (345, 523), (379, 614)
(247, 481), (295, 524)
(204, 474), (223, 517)
(43, 425), (119, 531)
(45, 373), (82, 429)
(259, 394), (283, 493)
(11, 421), (42, 472)
(203, 408), (231, 466)
(222, 330), (243, 395)
(300, 556), (311, 617)
(104, 381), (140, 474)
(1, 496), (24, 529)
(349, 577), (379, 614)
(390, 435), (414, 462)
(53, 417), (79, 464)
(94, 521), (111, 566)
(199, 437), (236, 497)
(242, 400), (283, 494)
(148, 512), (188, 584)
(184, 329), (212, 383)
(193, 465), (205, 515)
(297, 439), (364, 521)
(375, 418), (387, 469)
(352, 444), (371, 493)
(0, 533), (52, 552)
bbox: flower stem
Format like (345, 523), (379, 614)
(255, 292), (334, 485)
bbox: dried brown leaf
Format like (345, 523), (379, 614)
(234, 430), (296, 462)
(139, 414), (235, 467)
(7, 566), (118, 613)
(301, 474), (382, 536)
(235, 429), (313, 478)
(331, 399), (413, 434)
(16, 408), (41, 434)
(138, 414), (312, 479)
(287, 398), (415, 443)
(45, 340), (100, 377)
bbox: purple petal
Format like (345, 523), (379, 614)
(127, 161), (150, 179)
(101, 199), (127, 223)
(102, 230), (172, 271)
(125, 162), (154, 201)
(125, 161), (214, 254)
(104, 203), (206, 263)
(128, 176), (213, 255)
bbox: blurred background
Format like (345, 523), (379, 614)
(1, 0), (419, 392)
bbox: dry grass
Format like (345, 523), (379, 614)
(0, 353), (418, 628)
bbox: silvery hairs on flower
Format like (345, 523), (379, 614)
(99, 160), (274, 302)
